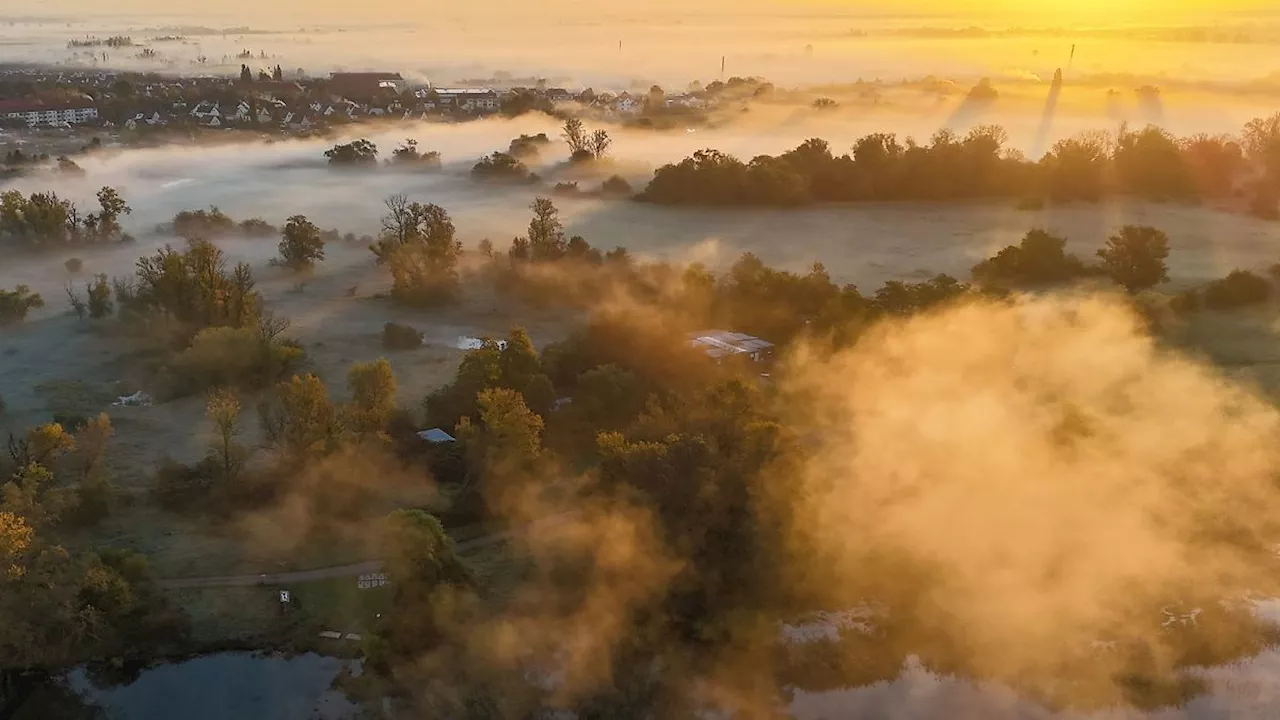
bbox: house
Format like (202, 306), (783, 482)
(614, 92), (638, 114)
(256, 109), (272, 124)
(544, 87), (572, 103)
(0, 99), (99, 127)
(435, 88), (500, 113)
(206, 115), (222, 128)
(689, 330), (775, 363)
(147, 111), (165, 125)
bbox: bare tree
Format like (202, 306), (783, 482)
(589, 129), (612, 159)
(562, 118), (588, 155)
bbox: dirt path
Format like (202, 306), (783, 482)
(159, 513), (574, 589)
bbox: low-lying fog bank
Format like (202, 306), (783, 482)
(3, 114), (1279, 302)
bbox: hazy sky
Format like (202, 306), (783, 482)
(12, 0), (1276, 23)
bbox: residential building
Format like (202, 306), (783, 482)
(0, 99), (99, 127)
(434, 88), (500, 113)
(327, 72), (403, 101)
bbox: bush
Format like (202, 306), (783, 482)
(383, 322), (424, 350)
(471, 152), (532, 182)
(166, 327), (304, 396)
(238, 218), (277, 237)
(1016, 197), (1045, 211)
(600, 175), (633, 196)
(151, 456), (216, 513)
(553, 181), (580, 196)
(325, 139), (378, 166)
(65, 257), (84, 273)
(87, 274), (113, 319)
(1169, 289), (1200, 315)
(0, 284), (45, 325)
(1203, 270), (1271, 310)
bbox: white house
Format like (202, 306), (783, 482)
(614, 93), (638, 114)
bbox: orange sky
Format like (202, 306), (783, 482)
(14, 0), (1275, 23)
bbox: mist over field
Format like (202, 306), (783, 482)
(7, 2), (1280, 719)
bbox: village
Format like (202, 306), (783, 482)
(0, 64), (726, 136)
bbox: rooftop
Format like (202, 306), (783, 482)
(689, 330), (775, 360)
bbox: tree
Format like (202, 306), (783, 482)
(456, 387), (544, 489)
(345, 358), (397, 436)
(239, 64), (252, 82)
(206, 389), (245, 483)
(562, 117), (588, 157)
(971, 229), (1085, 286)
(68, 414), (114, 525)
(273, 64), (283, 81)
(471, 151), (531, 182)
(370, 197), (463, 306)
(260, 374), (338, 459)
(589, 129), (612, 160)
(1096, 225), (1170, 294)
(520, 198), (566, 262)
(325, 139), (378, 166)
(1242, 112), (1280, 186)
(1203, 270), (1271, 310)
(94, 186), (131, 241)
(277, 215), (325, 270)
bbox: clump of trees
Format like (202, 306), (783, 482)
(0, 186), (131, 247)
(508, 133), (551, 159)
(370, 195), (463, 306)
(471, 152), (535, 183)
(388, 139), (442, 170)
(561, 118), (612, 163)
(0, 284), (44, 325)
(325, 139), (379, 167)
(276, 215), (325, 270)
(972, 229), (1087, 286)
(170, 206), (236, 239)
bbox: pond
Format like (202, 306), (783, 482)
(58, 652), (360, 720)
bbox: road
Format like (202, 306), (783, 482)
(159, 513), (574, 590)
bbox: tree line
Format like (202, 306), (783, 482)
(637, 115), (1280, 217)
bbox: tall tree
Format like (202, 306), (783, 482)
(345, 358), (397, 437)
(277, 215), (325, 270)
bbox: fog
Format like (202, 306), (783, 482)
(5, 112), (1280, 302)
(4, 4), (1280, 93)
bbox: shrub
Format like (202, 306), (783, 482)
(383, 322), (424, 350)
(325, 139), (378, 166)
(553, 181), (580, 196)
(600, 175), (633, 196)
(471, 152), (532, 182)
(1203, 270), (1271, 310)
(87, 274), (113, 319)
(0, 284), (45, 325)
(65, 257), (84, 273)
(151, 456), (216, 513)
(166, 326), (304, 396)
(1169, 289), (1200, 315)
(1016, 197), (1045, 211)
(238, 218), (277, 237)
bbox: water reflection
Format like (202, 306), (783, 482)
(63, 652), (358, 720)
(789, 651), (1280, 720)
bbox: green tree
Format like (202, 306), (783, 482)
(277, 215), (325, 270)
(1097, 225), (1170, 294)
(971, 229), (1085, 286)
